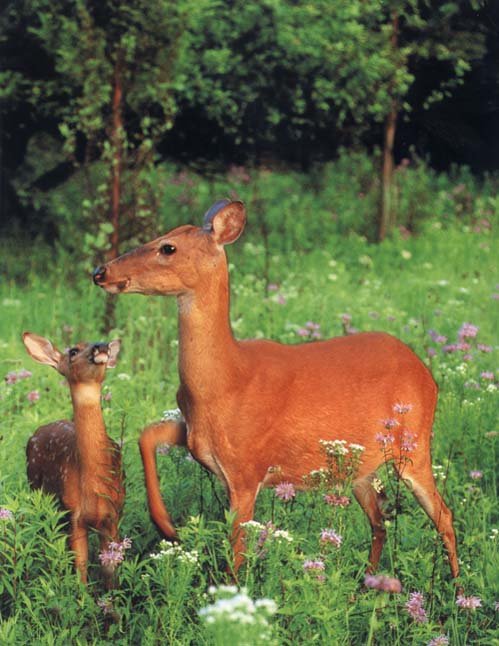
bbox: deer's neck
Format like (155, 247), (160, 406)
(71, 384), (113, 479)
(177, 270), (240, 399)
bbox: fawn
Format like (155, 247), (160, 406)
(22, 332), (125, 586)
(93, 199), (459, 578)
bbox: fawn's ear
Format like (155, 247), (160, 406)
(22, 332), (62, 369)
(203, 200), (246, 245)
(107, 340), (121, 368)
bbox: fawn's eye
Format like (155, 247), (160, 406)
(160, 244), (176, 256)
(69, 348), (79, 359)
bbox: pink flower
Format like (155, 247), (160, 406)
(469, 470), (483, 480)
(401, 430), (418, 452)
(0, 507), (14, 521)
(456, 594), (482, 609)
(102, 392), (112, 401)
(375, 432), (395, 447)
(27, 390), (40, 403)
(276, 294), (286, 305)
(297, 328), (309, 337)
(5, 371), (18, 385)
(323, 494), (351, 507)
(480, 371), (495, 380)
(303, 559), (325, 572)
(380, 418), (400, 430)
(319, 529), (342, 548)
(405, 591), (428, 623)
(477, 343), (492, 353)
(427, 636), (449, 646)
(18, 369), (32, 379)
(275, 482), (296, 502)
(458, 322), (479, 340)
(364, 574), (402, 593)
(99, 537), (132, 568)
(393, 403), (413, 414)
(267, 283), (279, 292)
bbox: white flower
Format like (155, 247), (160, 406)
(162, 407), (183, 421)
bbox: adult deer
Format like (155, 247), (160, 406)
(22, 332), (125, 586)
(93, 200), (459, 578)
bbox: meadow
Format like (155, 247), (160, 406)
(0, 156), (498, 644)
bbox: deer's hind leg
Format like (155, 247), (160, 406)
(353, 475), (388, 573)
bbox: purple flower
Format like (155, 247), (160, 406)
(480, 371), (495, 380)
(306, 321), (320, 330)
(456, 594), (482, 609)
(0, 507), (14, 521)
(393, 402), (413, 414)
(303, 559), (325, 572)
(297, 328), (309, 337)
(5, 371), (18, 385)
(27, 390), (40, 403)
(102, 392), (112, 401)
(364, 574), (402, 593)
(380, 418), (400, 430)
(477, 343), (492, 353)
(18, 369), (32, 379)
(275, 482), (296, 502)
(99, 537), (132, 568)
(320, 529), (342, 548)
(427, 636), (449, 646)
(323, 494), (351, 507)
(429, 329), (447, 344)
(405, 591), (428, 623)
(401, 430), (418, 452)
(469, 470), (483, 480)
(276, 294), (286, 305)
(458, 322), (479, 340)
(267, 283), (279, 292)
(375, 432), (395, 447)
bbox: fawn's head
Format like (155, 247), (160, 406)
(22, 333), (121, 385)
(93, 200), (246, 296)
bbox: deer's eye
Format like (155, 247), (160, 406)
(69, 348), (79, 359)
(160, 244), (176, 256)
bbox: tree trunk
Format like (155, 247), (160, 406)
(378, 9), (399, 242)
(103, 59), (124, 333)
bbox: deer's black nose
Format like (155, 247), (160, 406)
(93, 266), (106, 285)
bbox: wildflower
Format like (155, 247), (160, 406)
(477, 343), (492, 353)
(297, 328), (309, 337)
(405, 591), (428, 623)
(380, 418), (400, 430)
(97, 596), (114, 615)
(489, 528), (498, 540)
(364, 574), (402, 593)
(375, 432), (395, 447)
(102, 391), (112, 401)
(393, 402), (413, 414)
(401, 430), (418, 452)
(26, 390), (40, 403)
(162, 408), (183, 421)
(480, 371), (495, 380)
(276, 294), (286, 305)
(469, 470), (483, 479)
(320, 528), (342, 548)
(429, 330), (447, 344)
(267, 283), (279, 292)
(320, 439), (349, 456)
(275, 482), (296, 502)
(150, 540), (199, 565)
(458, 322), (479, 340)
(427, 636), (449, 646)
(199, 586), (277, 633)
(0, 507), (14, 521)
(371, 477), (384, 493)
(5, 371), (18, 385)
(18, 369), (32, 379)
(99, 537), (132, 568)
(323, 493), (351, 507)
(494, 601), (499, 611)
(456, 594), (482, 609)
(303, 559), (325, 573)
(156, 444), (171, 455)
(349, 443), (366, 453)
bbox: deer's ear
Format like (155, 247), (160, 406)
(107, 340), (121, 368)
(203, 200), (246, 245)
(22, 332), (62, 369)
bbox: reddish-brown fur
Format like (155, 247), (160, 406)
(23, 332), (124, 585)
(93, 200), (459, 578)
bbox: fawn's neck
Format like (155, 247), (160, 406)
(70, 383), (113, 478)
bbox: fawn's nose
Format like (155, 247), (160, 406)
(93, 266), (106, 285)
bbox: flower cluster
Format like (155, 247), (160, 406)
(149, 540), (199, 566)
(375, 402), (418, 455)
(364, 574), (402, 593)
(4, 368), (32, 385)
(98, 537), (132, 568)
(319, 528), (342, 548)
(405, 591), (428, 623)
(456, 594), (482, 610)
(0, 507), (14, 521)
(427, 636), (449, 646)
(323, 493), (351, 507)
(296, 321), (321, 339)
(199, 585), (277, 642)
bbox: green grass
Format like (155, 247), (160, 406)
(1, 158), (498, 644)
